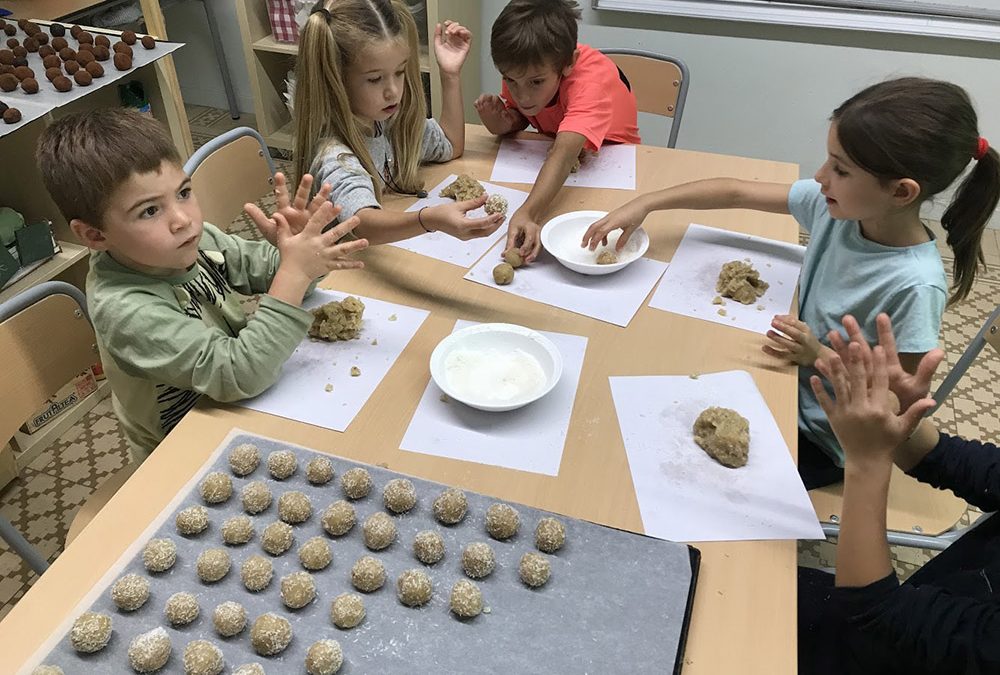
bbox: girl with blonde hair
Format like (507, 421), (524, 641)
(294, 0), (503, 243)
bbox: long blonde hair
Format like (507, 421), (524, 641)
(294, 0), (427, 199)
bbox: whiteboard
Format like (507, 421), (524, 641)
(593, 0), (1000, 43)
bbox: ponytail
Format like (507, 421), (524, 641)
(942, 146), (1000, 304)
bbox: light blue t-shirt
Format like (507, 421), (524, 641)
(789, 179), (947, 465)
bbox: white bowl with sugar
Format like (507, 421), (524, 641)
(541, 210), (649, 275)
(430, 323), (562, 412)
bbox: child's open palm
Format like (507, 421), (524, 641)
(244, 172), (333, 247)
(434, 20), (471, 76)
(276, 201), (368, 281)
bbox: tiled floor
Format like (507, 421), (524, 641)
(2, 110), (999, 621)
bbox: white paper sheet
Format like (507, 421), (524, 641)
(389, 175), (528, 268)
(489, 137), (637, 190)
(235, 290), (429, 431)
(610, 371), (823, 542)
(400, 322), (588, 476)
(648, 223), (806, 334)
(464, 240), (667, 327)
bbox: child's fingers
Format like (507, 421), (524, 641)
(319, 212), (356, 240)
(761, 344), (790, 360)
(308, 185), (332, 215)
(900, 399), (935, 433)
(244, 203), (276, 235)
(868, 345), (888, 403)
(326, 260), (365, 271)
(523, 234), (542, 262)
(455, 194), (488, 212)
(772, 320), (803, 342)
(914, 348), (945, 388)
(810, 375), (837, 418)
(614, 229), (634, 251)
(274, 212), (292, 243)
(272, 172), (290, 208)
(825, 353), (851, 404)
(581, 219), (610, 249)
(765, 330), (797, 350)
(875, 313), (901, 364)
(292, 173), (314, 210)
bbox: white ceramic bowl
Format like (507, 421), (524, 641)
(540, 210), (650, 276)
(430, 323), (563, 412)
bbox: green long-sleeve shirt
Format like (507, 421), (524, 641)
(87, 223), (312, 460)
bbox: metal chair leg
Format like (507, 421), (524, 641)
(0, 515), (49, 575)
(199, 0), (241, 120)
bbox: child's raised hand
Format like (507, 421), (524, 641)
(275, 201), (368, 282)
(763, 315), (824, 366)
(505, 209), (542, 263)
(810, 343), (935, 467)
(244, 172), (333, 247)
(424, 195), (505, 241)
(434, 20), (471, 76)
(475, 94), (511, 135)
(581, 200), (648, 251)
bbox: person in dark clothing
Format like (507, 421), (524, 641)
(798, 313), (1000, 675)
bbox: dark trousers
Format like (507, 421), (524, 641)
(798, 430), (844, 490)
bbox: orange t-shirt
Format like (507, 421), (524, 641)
(500, 43), (640, 152)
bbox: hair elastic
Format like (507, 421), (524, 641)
(310, 2), (331, 22)
(975, 137), (990, 161)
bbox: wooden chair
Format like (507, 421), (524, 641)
(599, 49), (690, 148)
(183, 127), (276, 232)
(811, 303), (1000, 551)
(0, 282), (98, 574)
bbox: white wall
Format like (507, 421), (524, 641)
(478, 1), (1000, 224)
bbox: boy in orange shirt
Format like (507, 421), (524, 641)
(475, 0), (640, 263)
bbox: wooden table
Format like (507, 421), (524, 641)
(0, 126), (801, 674)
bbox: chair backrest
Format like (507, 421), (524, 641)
(183, 127), (276, 233)
(931, 303), (1000, 412)
(600, 49), (690, 148)
(0, 282), (97, 446)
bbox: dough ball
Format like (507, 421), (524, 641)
(197, 548), (231, 583)
(112, 51), (132, 71)
(261, 521), (294, 555)
(84, 61), (103, 78)
(176, 505), (209, 535)
(31, 667), (62, 675)
(519, 551), (551, 587)
(321, 500), (356, 536)
(305, 639), (343, 675)
(241, 480), (272, 514)
(412, 530), (445, 564)
(128, 627), (171, 673)
(432, 487), (467, 524)
(221, 515), (255, 545)
(535, 517), (566, 553)
(716, 260), (769, 304)
(141, 35), (156, 49)
(228, 443), (260, 476)
(341, 467), (372, 499)
(299, 535), (333, 570)
(113, 41), (133, 57)
(281, 570), (317, 609)
(306, 456), (335, 484)
(493, 262), (514, 285)
(449, 579), (483, 618)
(20, 77), (39, 94)
(182, 639), (224, 675)
(461, 542), (496, 579)
(2, 107), (21, 123)
(330, 592), (365, 629)
(308, 296), (365, 341)
(213, 601), (247, 637)
(267, 449), (298, 479)
(596, 250), (619, 265)
(351, 555), (386, 592)
(485, 503), (520, 540)
(76, 30), (94, 44)
(44, 66), (61, 81)
(233, 665), (265, 675)
(484, 193), (508, 216)
(164, 592), (200, 626)
(142, 537), (177, 572)
(503, 249), (523, 268)
(70, 611), (112, 653)
(382, 478), (416, 514)
(111, 573), (149, 611)
(396, 568), (432, 607)
(363, 511), (397, 550)
(121, 30), (137, 45)
(63, 60), (79, 75)
(0, 73), (16, 92)
(276, 492), (312, 525)
(439, 173), (485, 201)
(50, 23), (67, 37)
(693, 406), (750, 468)
(250, 613), (292, 656)
(241, 554), (274, 592)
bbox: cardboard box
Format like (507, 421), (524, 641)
(19, 370), (98, 434)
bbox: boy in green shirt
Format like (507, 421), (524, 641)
(37, 109), (367, 460)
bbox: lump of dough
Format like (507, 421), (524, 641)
(233, 665), (265, 675)
(197, 548), (231, 583)
(412, 530), (445, 564)
(351, 555), (386, 592)
(299, 535), (333, 570)
(200, 471), (233, 504)
(462, 542), (496, 579)
(228, 443), (260, 476)
(309, 296), (365, 341)
(306, 456), (335, 485)
(278, 490), (312, 524)
(485, 503), (520, 540)
(484, 193), (508, 216)
(111, 573), (149, 611)
(70, 611), (112, 653)
(503, 249), (523, 268)
(281, 570), (317, 609)
(261, 521), (294, 555)
(440, 173), (485, 201)
(450, 579), (483, 618)
(306, 639), (343, 675)
(716, 260), (769, 304)
(267, 450), (298, 480)
(31, 667), (63, 675)
(176, 505), (209, 535)
(241, 554), (274, 592)
(322, 500), (357, 536)
(164, 592), (199, 626)
(493, 262), (514, 285)
(693, 406), (750, 468)
(432, 487), (467, 525)
(519, 551), (551, 587)
(341, 467), (372, 499)
(241, 480), (272, 515)
(250, 613), (292, 656)
(142, 537), (177, 572)
(363, 511), (397, 550)
(596, 250), (618, 265)
(128, 627), (171, 673)
(383, 478), (416, 514)
(183, 639), (224, 675)
(221, 515), (254, 545)
(535, 517), (566, 553)
(330, 592), (365, 628)
(396, 568), (432, 607)
(213, 601), (247, 637)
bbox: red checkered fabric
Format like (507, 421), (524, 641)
(267, 0), (299, 43)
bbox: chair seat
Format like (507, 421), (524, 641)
(67, 464), (137, 545)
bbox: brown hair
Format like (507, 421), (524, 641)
(491, 0), (581, 74)
(832, 77), (1000, 305)
(293, 0), (425, 198)
(36, 108), (180, 227)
